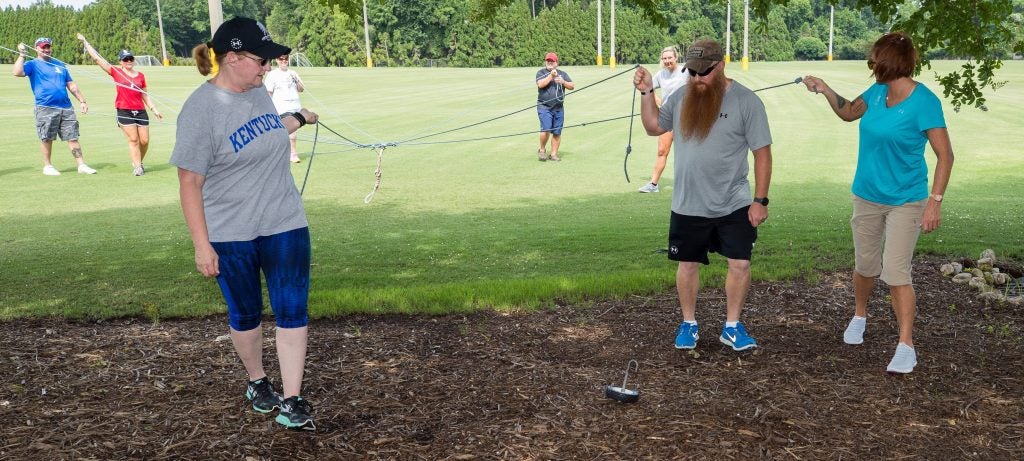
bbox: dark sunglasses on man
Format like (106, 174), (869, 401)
(686, 61), (719, 78)
(121, 57), (134, 62)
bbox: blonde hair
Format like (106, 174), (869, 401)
(191, 42), (223, 76)
(661, 46), (679, 58)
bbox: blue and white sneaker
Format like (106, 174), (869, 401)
(720, 322), (758, 351)
(674, 322), (699, 349)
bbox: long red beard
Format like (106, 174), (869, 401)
(680, 73), (726, 142)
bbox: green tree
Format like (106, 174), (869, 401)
(794, 35), (826, 59)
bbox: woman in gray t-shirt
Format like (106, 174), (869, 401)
(169, 17), (320, 431)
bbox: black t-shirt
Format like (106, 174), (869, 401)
(536, 68), (572, 109)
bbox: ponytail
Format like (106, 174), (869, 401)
(192, 42), (220, 76)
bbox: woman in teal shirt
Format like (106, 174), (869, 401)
(801, 32), (954, 374)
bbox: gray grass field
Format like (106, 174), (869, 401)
(0, 60), (1021, 319)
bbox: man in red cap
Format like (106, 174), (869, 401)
(535, 51), (574, 161)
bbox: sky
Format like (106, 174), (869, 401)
(0, 0), (94, 9)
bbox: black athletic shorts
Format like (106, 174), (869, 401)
(667, 206), (757, 264)
(116, 108), (150, 127)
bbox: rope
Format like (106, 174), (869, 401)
(400, 114), (635, 146)
(363, 145), (386, 204)
(396, 64), (639, 144)
(623, 86), (638, 183)
(299, 121), (320, 196)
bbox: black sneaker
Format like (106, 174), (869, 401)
(245, 377), (282, 414)
(276, 396), (316, 430)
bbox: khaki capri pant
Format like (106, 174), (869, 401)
(851, 196), (927, 286)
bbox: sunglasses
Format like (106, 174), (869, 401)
(686, 61), (718, 77)
(239, 53), (270, 66)
(867, 59), (876, 70)
(39, 44), (52, 49)
(121, 57), (134, 62)
(277, 57), (288, 61)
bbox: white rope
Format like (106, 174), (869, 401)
(363, 145), (386, 204)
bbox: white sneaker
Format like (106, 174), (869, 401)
(638, 182), (659, 193)
(43, 165), (61, 176)
(132, 165), (145, 176)
(843, 316), (866, 345)
(886, 343), (917, 374)
(78, 164), (97, 174)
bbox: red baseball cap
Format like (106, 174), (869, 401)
(544, 52), (558, 62)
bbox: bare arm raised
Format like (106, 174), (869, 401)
(633, 66), (667, 136)
(802, 75), (866, 122)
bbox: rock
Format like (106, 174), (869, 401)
(980, 249), (996, 262)
(968, 277), (987, 290)
(940, 263), (956, 276)
(951, 262), (963, 273)
(992, 273), (1011, 285)
(978, 291), (1003, 301)
(984, 273), (994, 285)
(1007, 297), (1023, 306)
(978, 257), (994, 271)
(952, 273), (973, 284)
(972, 268), (984, 278)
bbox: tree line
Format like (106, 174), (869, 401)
(1, 0), (1020, 69)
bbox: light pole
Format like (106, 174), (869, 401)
(208, 0), (223, 35)
(596, 0), (602, 66)
(742, 0), (749, 71)
(828, 5), (834, 62)
(156, 0), (170, 66)
(609, 0), (616, 69)
(362, 0), (373, 67)
(725, 0), (731, 63)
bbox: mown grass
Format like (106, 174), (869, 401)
(0, 59), (1020, 320)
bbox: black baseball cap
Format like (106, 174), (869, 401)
(209, 17), (290, 59)
(118, 49), (134, 61)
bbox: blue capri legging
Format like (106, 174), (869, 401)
(211, 227), (311, 331)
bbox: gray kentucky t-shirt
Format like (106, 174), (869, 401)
(658, 81), (771, 218)
(170, 82), (308, 242)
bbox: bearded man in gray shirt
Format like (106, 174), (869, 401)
(632, 39), (773, 352)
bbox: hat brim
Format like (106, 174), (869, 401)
(685, 59), (717, 74)
(251, 42), (292, 60)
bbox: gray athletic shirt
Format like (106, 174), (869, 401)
(170, 82), (308, 242)
(658, 81), (772, 218)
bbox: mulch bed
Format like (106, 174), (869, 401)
(2, 256), (1022, 460)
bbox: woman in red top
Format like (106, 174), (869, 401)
(78, 33), (162, 176)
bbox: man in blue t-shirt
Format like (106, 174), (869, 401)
(13, 37), (97, 176)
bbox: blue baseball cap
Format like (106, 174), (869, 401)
(34, 37), (52, 47)
(118, 49), (134, 61)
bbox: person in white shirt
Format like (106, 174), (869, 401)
(638, 46), (689, 193)
(264, 55), (305, 163)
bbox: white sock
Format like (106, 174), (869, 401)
(725, 321), (738, 328)
(684, 320), (697, 326)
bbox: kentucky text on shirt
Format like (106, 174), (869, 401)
(229, 113), (286, 153)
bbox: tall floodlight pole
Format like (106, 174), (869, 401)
(596, 0), (603, 66)
(725, 0), (731, 63)
(208, 0), (223, 34)
(156, 0), (170, 66)
(828, 5), (834, 62)
(742, 0), (749, 70)
(363, 0), (373, 67)
(609, 0), (616, 69)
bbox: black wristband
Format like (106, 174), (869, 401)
(289, 111), (307, 128)
(639, 90), (648, 95)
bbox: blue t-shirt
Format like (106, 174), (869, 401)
(23, 58), (73, 109)
(853, 82), (945, 206)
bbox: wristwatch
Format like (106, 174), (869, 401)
(753, 197), (769, 206)
(930, 194), (943, 202)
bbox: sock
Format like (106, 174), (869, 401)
(684, 320), (697, 326)
(725, 321), (738, 328)
(853, 315), (866, 321)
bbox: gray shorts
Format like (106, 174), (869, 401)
(34, 106), (80, 142)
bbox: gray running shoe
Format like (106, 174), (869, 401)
(245, 377), (282, 414)
(638, 182), (659, 193)
(276, 396), (315, 430)
(133, 165), (145, 176)
(844, 316), (866, 345)
(886, 343), (917, 374)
